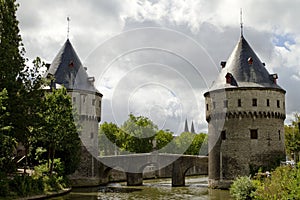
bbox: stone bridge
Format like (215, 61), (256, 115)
(98, 153), (208, 187)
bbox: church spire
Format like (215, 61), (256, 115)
(184, 118), (189, 132)
(190, 121), (195, 133)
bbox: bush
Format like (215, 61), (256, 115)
(0, 178), (9, 197)
(254, 164), (300, 200)
(230, 176), (257, 200)
(33, 162), (67, 192)
(7, 161), (68, 197)
(9, 175), (44, 197)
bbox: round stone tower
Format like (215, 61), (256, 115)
(46, 39), (103, 183)
(204, 35), (286, 189)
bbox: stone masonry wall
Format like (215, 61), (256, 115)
(205, 88), (286, 186)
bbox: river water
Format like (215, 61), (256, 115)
(51, 176), (232, 200)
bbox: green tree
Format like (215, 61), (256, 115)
(99, 122), (121, 155)
(0, 0), (26, 89)
(155, 129), (174, 152)
(0, 89), (16, 174)
(0, 0), (26, 174)
(189, 133), (207, 155)
(0, 0), (47, 173)
(173, 132), (207, 155)
(15, 58), (46, 173)
(121, 114), (158, 153)
(41, 88), (80, 175)
(174, 132), (194, 154)
(285, 113), (300, 161)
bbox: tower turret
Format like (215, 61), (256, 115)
(46, 39), (103, 179)
(204, 35), (286, 189)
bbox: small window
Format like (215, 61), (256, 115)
(73, 97), (76, 103)
(278, 130), (281, 141)
(238, 99), (242, 107)
(224, 100), (228, 108)
(277, 100), (280, 108)
(81, 94), (86, 103)
(252, 98), (257, 107)
(206, 104), (209, 111)
(267, 99), (270, 107)
(99, 101), (101, 108)
(213, 102), (216, 109)
(90, 132), (94, 139)
(250, 129), (258, 139)
(221, 130), (226, 140)
(92, 99), (96, 106)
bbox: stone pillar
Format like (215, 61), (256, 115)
(126, 173), (143, 186)
(172, 159), (185, 187)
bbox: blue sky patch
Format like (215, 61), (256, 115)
(272, 34), (296, 51)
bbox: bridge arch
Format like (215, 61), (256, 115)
(172, 156), (208, 187)
(102, 166), (126, 183)
(140, 162), (160, 179)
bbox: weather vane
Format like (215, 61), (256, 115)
(240, 8), (243, 36)
(67, 16), (70, 39)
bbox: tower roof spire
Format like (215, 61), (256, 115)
(240, 8), (243, 36)
(67, 16), (70, 39)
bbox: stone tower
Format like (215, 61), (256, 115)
(46, 39), (103, 184)
(204, 35), (286, 189)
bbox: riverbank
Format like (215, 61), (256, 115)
(17, 188), (71, 200)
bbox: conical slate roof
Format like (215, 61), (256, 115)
(209, 36), (284, 92)
(46, 39), (101, 94)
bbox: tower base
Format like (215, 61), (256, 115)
(208, 179), (233, 189)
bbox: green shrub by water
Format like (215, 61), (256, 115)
(254, 164), (300, 200)
(9, 175), (44, 196)
(230, 176), (256, 200)
(0, 159), (69, 199)
(230, 163), (300, 200)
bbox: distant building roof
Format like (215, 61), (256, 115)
(45, 39), (102, 95)
(208, 36), (285, 92)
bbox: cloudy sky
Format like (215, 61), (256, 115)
(16, 0), (300, 134)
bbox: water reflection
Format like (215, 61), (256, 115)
(50, 177), (232, 200)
